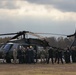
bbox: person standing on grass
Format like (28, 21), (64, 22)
(40, 49), (46, 63)
(29, 46), (35, 64)
(55, 49), (63, 64)
(13, 48), (17, 64)
(71, 47), (76, 63)
(64, 47), (71, 63)
(47, 47), (54, 64)
(18, 46), (23, 64)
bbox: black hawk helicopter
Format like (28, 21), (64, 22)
(0, 31), (49, 63)
(0, 30), (75, 63)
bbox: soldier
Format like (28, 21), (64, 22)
(54, 49), (58, 63)
(29, 46), (35, 64)
(71, 47), (76, 63)
(64, 48), (71, 63)
(40, 49), (46, 63)
(55, 49), (63, 64)
(18, 46), (23, 64)
(26, 46), (34, 64)
(21, 47), (26, 63)
(13, 48), (17, 64)
(25, 47), (29, 64)
(47, 47), (54, 64)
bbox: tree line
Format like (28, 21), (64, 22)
(46, 37), (74, 49)
(0, 37), (11, 43)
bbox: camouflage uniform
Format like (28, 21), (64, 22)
(13, 49), (17, 64)
(40, 49), (46, 63)
(21, 47), (26, 63)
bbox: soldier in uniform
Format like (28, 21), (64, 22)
(13, 48), (17, 64)
(47, 47), (54, 64)
(40, 49), (46, 63)
(25, 47), (29, 64)
(29, 46), (35, 64)
(18, 46), (22, 64)
(55, 49), (63, 64)
(21, 47), (26, 63)
(71, 47), (76, 63)
(64, 48), (71, 63)
(26, 46), (34, 64)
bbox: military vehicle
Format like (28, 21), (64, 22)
(0, 30), (75, 63)
(0, 31), (49, 63)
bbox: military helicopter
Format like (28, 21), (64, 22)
(0, 31), (50, 63)
(0, 30), (75, 63)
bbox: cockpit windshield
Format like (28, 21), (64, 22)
(3, 44), (13, 52)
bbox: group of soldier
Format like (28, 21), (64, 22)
(39, 46), (76, 64)
(2, 45), (76, 64)
(13, 46), (35, 64)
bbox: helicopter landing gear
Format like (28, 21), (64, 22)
(6, 58), (11, 63)
(5, 54), (11, 63)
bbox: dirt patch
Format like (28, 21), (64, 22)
(0, 63), (76, 75)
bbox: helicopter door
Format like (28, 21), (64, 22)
(9, 43), (19, 58)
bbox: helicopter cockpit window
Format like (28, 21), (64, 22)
(11, 44), (18, 50)
(3, 44), (13, 52)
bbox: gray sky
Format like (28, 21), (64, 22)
(0, 0), (76, 37)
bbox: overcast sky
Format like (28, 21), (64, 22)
(0, 0), (76, 37)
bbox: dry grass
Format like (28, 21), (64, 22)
(0, 63), (76, 75)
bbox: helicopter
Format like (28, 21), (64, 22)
(0, 31), (50, 63)
(0, 30), (75, 63)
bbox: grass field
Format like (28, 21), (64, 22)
(0, 63), (76, 75)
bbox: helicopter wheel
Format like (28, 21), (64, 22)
(6, 58), (11, 63)
(6, 57), (11, 63)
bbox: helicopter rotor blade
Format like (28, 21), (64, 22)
(0, 31), (68, 37)
(11, 31), (29, 39)
(29, 32), (44, 39)
(0, 31), (70, 39)
(34, 32), (68, 36)
(67, 34), (75, 37)
(0, 33), (17, 36)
